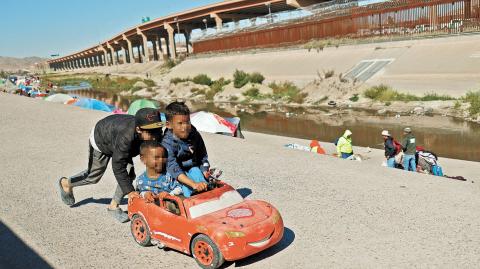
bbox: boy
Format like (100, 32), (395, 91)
(57, 108), (163, 223)
(162, 101), (209, 197)
(137, 141), (182, 202)
(401, 127), (417, 171)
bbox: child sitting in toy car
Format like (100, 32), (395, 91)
(137, 140), (182, 202)
(161, 101), (211, 198)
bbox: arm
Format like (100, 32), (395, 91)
(336, 137), (344, 157)
(177, 173), (206, 192)
(401, 137), (408, 151)
(111, 134), (136, 195)
(195, 132), (210, 174)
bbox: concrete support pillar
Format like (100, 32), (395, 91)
(151, 37), (159, 61)
(136, 28), (150, 62)
(122, 34), (135, 64)
(210, 13), (223, 31)
(430, 6), (438, 30)
(115, 50), (120, 64)
(184, 29), (192, 54)
(97, 46), (109, 66)
(160, 37), (168, 58)
(164, 23), (176, 59)
(107, 43), (117, 65)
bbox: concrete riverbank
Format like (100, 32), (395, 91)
(1, 92), (479, 268)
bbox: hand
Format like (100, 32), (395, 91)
(203, 171), (211, 179)
(193, 182), (208, 192)
(144, 191), (155, 203)
(128, 191), (140, 200)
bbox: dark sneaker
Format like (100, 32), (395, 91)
(58, 177), (75, 206)
(107, 207), (129, 223)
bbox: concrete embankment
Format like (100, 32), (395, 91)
(1, 92), (479, 268)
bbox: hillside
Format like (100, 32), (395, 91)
(0, 56), (48, 72)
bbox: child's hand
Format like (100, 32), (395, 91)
(203, 171), (211, 179)
(193, 182), (208, 192)
(144, 191), (155, 203)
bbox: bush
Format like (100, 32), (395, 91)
(192, 74), (212, 86)
(269, 81), (307, 103)
(163, 59), (177, 69)
(233, 70), (250, 88)
(349, 94), (359, 102)
(170, 77), (189, 85)
(324, 70), (335, 79)
(143, 79), (156, 87)
(249, 72), (265, 84)
(464, 91), (480, 116)
(205, 77), (229, 100)
(243, 87), (261, 99)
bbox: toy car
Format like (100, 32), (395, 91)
(128, 181), (284, 269)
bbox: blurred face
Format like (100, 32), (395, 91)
(141, 147), (166, 174)
(136, 127), (162, 141)
(383, 135), (388, 141)
(168, 114), (191, 140)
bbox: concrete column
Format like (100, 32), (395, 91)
(115, 50), (120, 64)
(122, 34), (135, 64)
(430, 6), (438, 30)
(159, 37), (168, 58)
(136, 28), (150, 62)
(184, 29), (192, 54)
(107, 43), (117, 65)
(211, 13), (223, 31)
(151, 37), (159, 61)
(164, 23), (176, 59)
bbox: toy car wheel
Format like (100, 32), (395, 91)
(191, 234), (224, 269)
(130, 215), (152, 246)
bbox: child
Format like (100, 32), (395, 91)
(137, 141), (182, 202)
(161, 101), (210, 197)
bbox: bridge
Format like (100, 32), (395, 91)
(47, 0), (323, 70)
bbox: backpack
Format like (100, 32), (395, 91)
(392, 139), (402, 154)
(432, 165), (443, 176)
(334, 137), (340, 146)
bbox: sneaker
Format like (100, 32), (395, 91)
(57, 177), (75, 206)
(107, 207), (129, 223)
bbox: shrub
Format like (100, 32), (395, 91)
(421, 93), (455, 101)
(233, 70), (250, 88)
(229, 96), (239, 101)
(249, 72), (265, 84)
(464, 91), (480, 116)
(365, 85), (456, 102)
(131, 86), (143, 92)
(269, 81), (307, 103)
(205, 77), (229, 100)
(324, 70), (335, 79)
(192, 74), (212, 86)
(163, 59), (177, 69)
(143, 79), (156, 87)
(170, 77), (189, 85)
(349, 94), (359, 102)
(243, 87), (261, 99)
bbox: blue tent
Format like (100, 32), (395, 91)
(73, 98), (114, 112)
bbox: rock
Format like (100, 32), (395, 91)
(424, 107), (434, 114)
(132, 88), (153, 98)
(377, 109), (387, 115)
(413, 106), (424, 115)
(133, 81), (148, 88)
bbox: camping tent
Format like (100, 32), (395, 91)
(191, 111), (244, 138)
(44, 93), (74, 103)
(127, 99), (159, 115)
(73, 98), (114, 112)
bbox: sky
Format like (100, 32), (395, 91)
(0, 0), (219, 58)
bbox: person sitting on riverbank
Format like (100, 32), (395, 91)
(336, 130), (354, 159)
(382, 130), (397, 168)
(137, 141), (182, 202)
(401, 127), (417, 172)
(162, 101), (209, 198)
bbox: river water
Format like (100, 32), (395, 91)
(71, 89), (480, 162)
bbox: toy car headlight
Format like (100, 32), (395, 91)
(225, 231), (246, 238)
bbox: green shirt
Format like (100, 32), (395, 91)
(401, 134), (416, 155)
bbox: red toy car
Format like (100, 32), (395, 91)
(128, 181), (284, 269)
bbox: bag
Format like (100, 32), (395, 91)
(334, 137), (340, 146)
(432, 165), (443, 176)
(392, 139), (402, 154)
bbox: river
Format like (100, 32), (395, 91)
(71, 89), (480, 162)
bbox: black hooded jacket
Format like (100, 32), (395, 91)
(93, 114), (142, 194)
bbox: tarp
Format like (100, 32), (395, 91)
(44, 93), (74, 103)
(191, 111), (243, 138)
(127, 99), (158, 115)
(73, 98), (114, 112)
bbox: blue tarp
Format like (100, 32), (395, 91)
(73, 98), (114, 112)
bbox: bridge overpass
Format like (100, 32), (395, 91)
(47, 0), (324, 70)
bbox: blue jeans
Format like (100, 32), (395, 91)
(182, 167), (207, 197)
(403, 154), (416, 171)
(387, 157), (395, 168)
(341, 152), (353, 159)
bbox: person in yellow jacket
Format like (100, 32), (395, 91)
(337, 130), (353, 159)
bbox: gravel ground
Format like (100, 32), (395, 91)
(1, 92), (479, 269)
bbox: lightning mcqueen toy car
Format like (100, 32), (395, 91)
(128, 181), (284, 269)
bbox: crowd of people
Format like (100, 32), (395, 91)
(335, 127), (444, 176)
